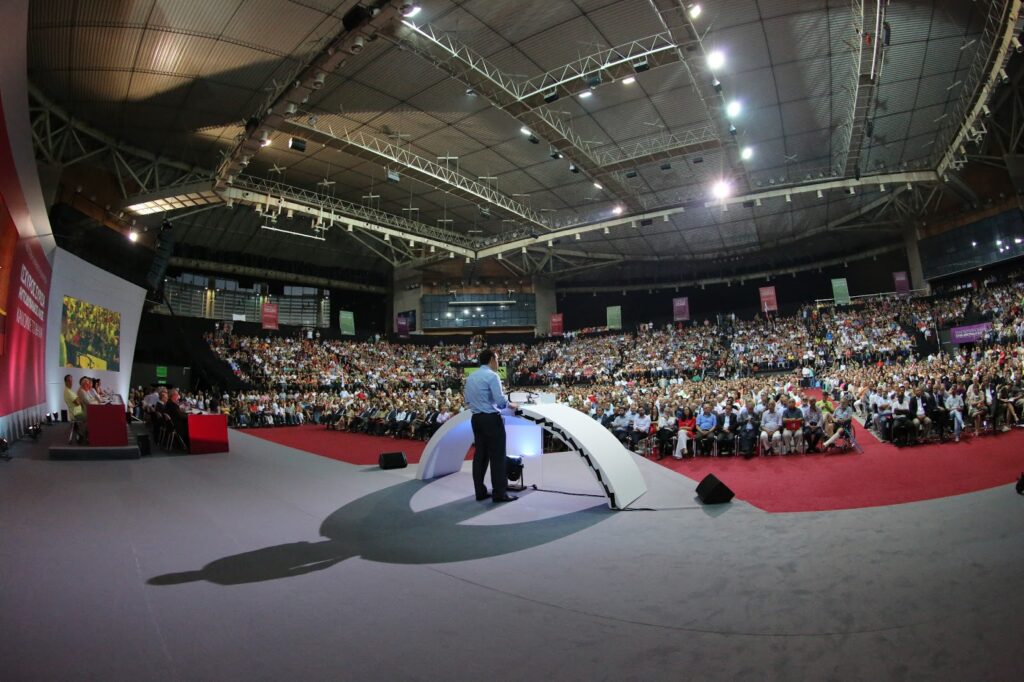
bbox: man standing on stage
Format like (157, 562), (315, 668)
(465, 348), (519, 503)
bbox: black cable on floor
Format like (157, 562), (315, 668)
(528, 485), (704, 511)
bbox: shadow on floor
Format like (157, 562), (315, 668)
(148, 480), (610, 586)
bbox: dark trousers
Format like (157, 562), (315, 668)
(472, 412), (507, 499)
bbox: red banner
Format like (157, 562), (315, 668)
(261, 302), (279, 330)
(0, 234), (51, 416)
(758, 286), (778, 313)
(550, 313), (564, 336)
(672, 296), (690, 322)
(893, 271), (910, 296)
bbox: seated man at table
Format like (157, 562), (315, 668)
(63, 374), (86, 441)
(165, 388), (190, 448)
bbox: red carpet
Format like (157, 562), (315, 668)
(241, 418), (1024, 513)
(238, 424), (440, 466)
(656, 421), (1024, 512)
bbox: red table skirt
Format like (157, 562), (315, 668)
(188, 414), (229, 454)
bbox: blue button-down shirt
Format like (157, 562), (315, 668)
(464, 365), (509, 414)
(696, 411), (717, 431)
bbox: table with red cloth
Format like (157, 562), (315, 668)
(187, 413), (229, 454)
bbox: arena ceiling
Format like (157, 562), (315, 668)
(25, 0), (1024, 284)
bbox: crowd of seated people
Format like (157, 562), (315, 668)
(197, 269), (1024, 456)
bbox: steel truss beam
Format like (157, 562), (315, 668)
(556, 244), (902, 293)
(394, 20), (645, 211)
(937, 0), (1022, 175)
(279, 120), (550, 229)
(224, 175), (477, 257)
(647, 0), (746, 191)
(840, 0), (884, 178)
(215, 0), (402, 189)
(27, 84), (211, 197)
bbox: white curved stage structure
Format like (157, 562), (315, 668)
(416, 404), (648, 510)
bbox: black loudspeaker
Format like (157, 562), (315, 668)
(378, 451), (408, 470)
(136, 433), (151, 457)
(696, 473), (735, 505)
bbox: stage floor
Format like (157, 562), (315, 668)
(1, 425), (1022, 680)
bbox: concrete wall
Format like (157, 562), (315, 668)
(391, 266), (421, 334)
(533, 276), (556, 336)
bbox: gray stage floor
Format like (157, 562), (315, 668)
(1, 425), (1022, 681)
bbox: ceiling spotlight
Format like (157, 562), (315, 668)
(497, 252), (503, 260)
(579, 90), (593, 99)
(612, 205), (624, 215)
(688, 3), (702, 19)
(711, 180), (730, 199)
(528, 134), (539, 144)
(128, 230), (138, 242)
(550, 149), (563, 159)
(728, 124), (737, 135)
(384, 233), (390, 242)
(848, 187), (856, 195)
(816, 190), (824, 199)
(996, 239), (1002, 245)
(400, 4), (422, 18)
(311, 72), (326, 89)
(622, 76), (636, 85)
(522, 246), (528, 253)
(1015, 238), (1023, 244)
(288, 137), (306, 152)
(543, 89), (559, 103)
(726, 100), (741, 118)
(593, 181), (603, 190)
(879, 183), (886, 192)
(408, 239), (415, 247)
(575, 232), (581, 240)
(632, 58), (649, 73)
(712, 78), (722, 92)
(785, 193), (791, 202)
(971, 241), (977, 247)
(707, 51), (725, 70)
(740, 146), (753, 160)
(547, 240), (553, 247)
(569, 164), (580, 174)
(755, 198), (762, 207)
(603, 226), (610, 234)
(450, 251), (455, 259)
(520, 126), (532, 136)
(465, 87), (476, 97)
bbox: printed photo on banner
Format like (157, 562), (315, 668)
(59, 295), (121, 371)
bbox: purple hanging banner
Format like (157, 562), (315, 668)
(893, 271), (910, 296)
(672, 296), (690, 322)
(949, 322), (990, 345)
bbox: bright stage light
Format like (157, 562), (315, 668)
(622, 76), (636, 85)
(726, 100), (741, 118)
(711, 181), (730, 199)
(612, 205), (624, 215)
(740, 146), (753, 160)
(707, 50), (725, 70)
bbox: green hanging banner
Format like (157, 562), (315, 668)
(831, 278), (851, 305)
(606, 305), (622, 330)
(338, 310), (355, 336)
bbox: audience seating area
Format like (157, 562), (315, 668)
(177, 270), (1024, 458)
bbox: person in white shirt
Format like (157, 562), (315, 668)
(628, 408), (651, 450)
(761, 399), (782, 450)
(945, 385), (965, 442)
(654, 410), (676, 458)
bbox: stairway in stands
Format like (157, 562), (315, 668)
(900, 322), (939, 357)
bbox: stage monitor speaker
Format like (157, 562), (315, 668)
(378, 451), (408, 470)
(696, 473), (734, 505)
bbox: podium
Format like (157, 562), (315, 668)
(87, 403), (127, 446)
(416, 404), (647, 509)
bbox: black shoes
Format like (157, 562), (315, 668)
(492, 494), (518, 503)
(476, 492), (490, 501)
